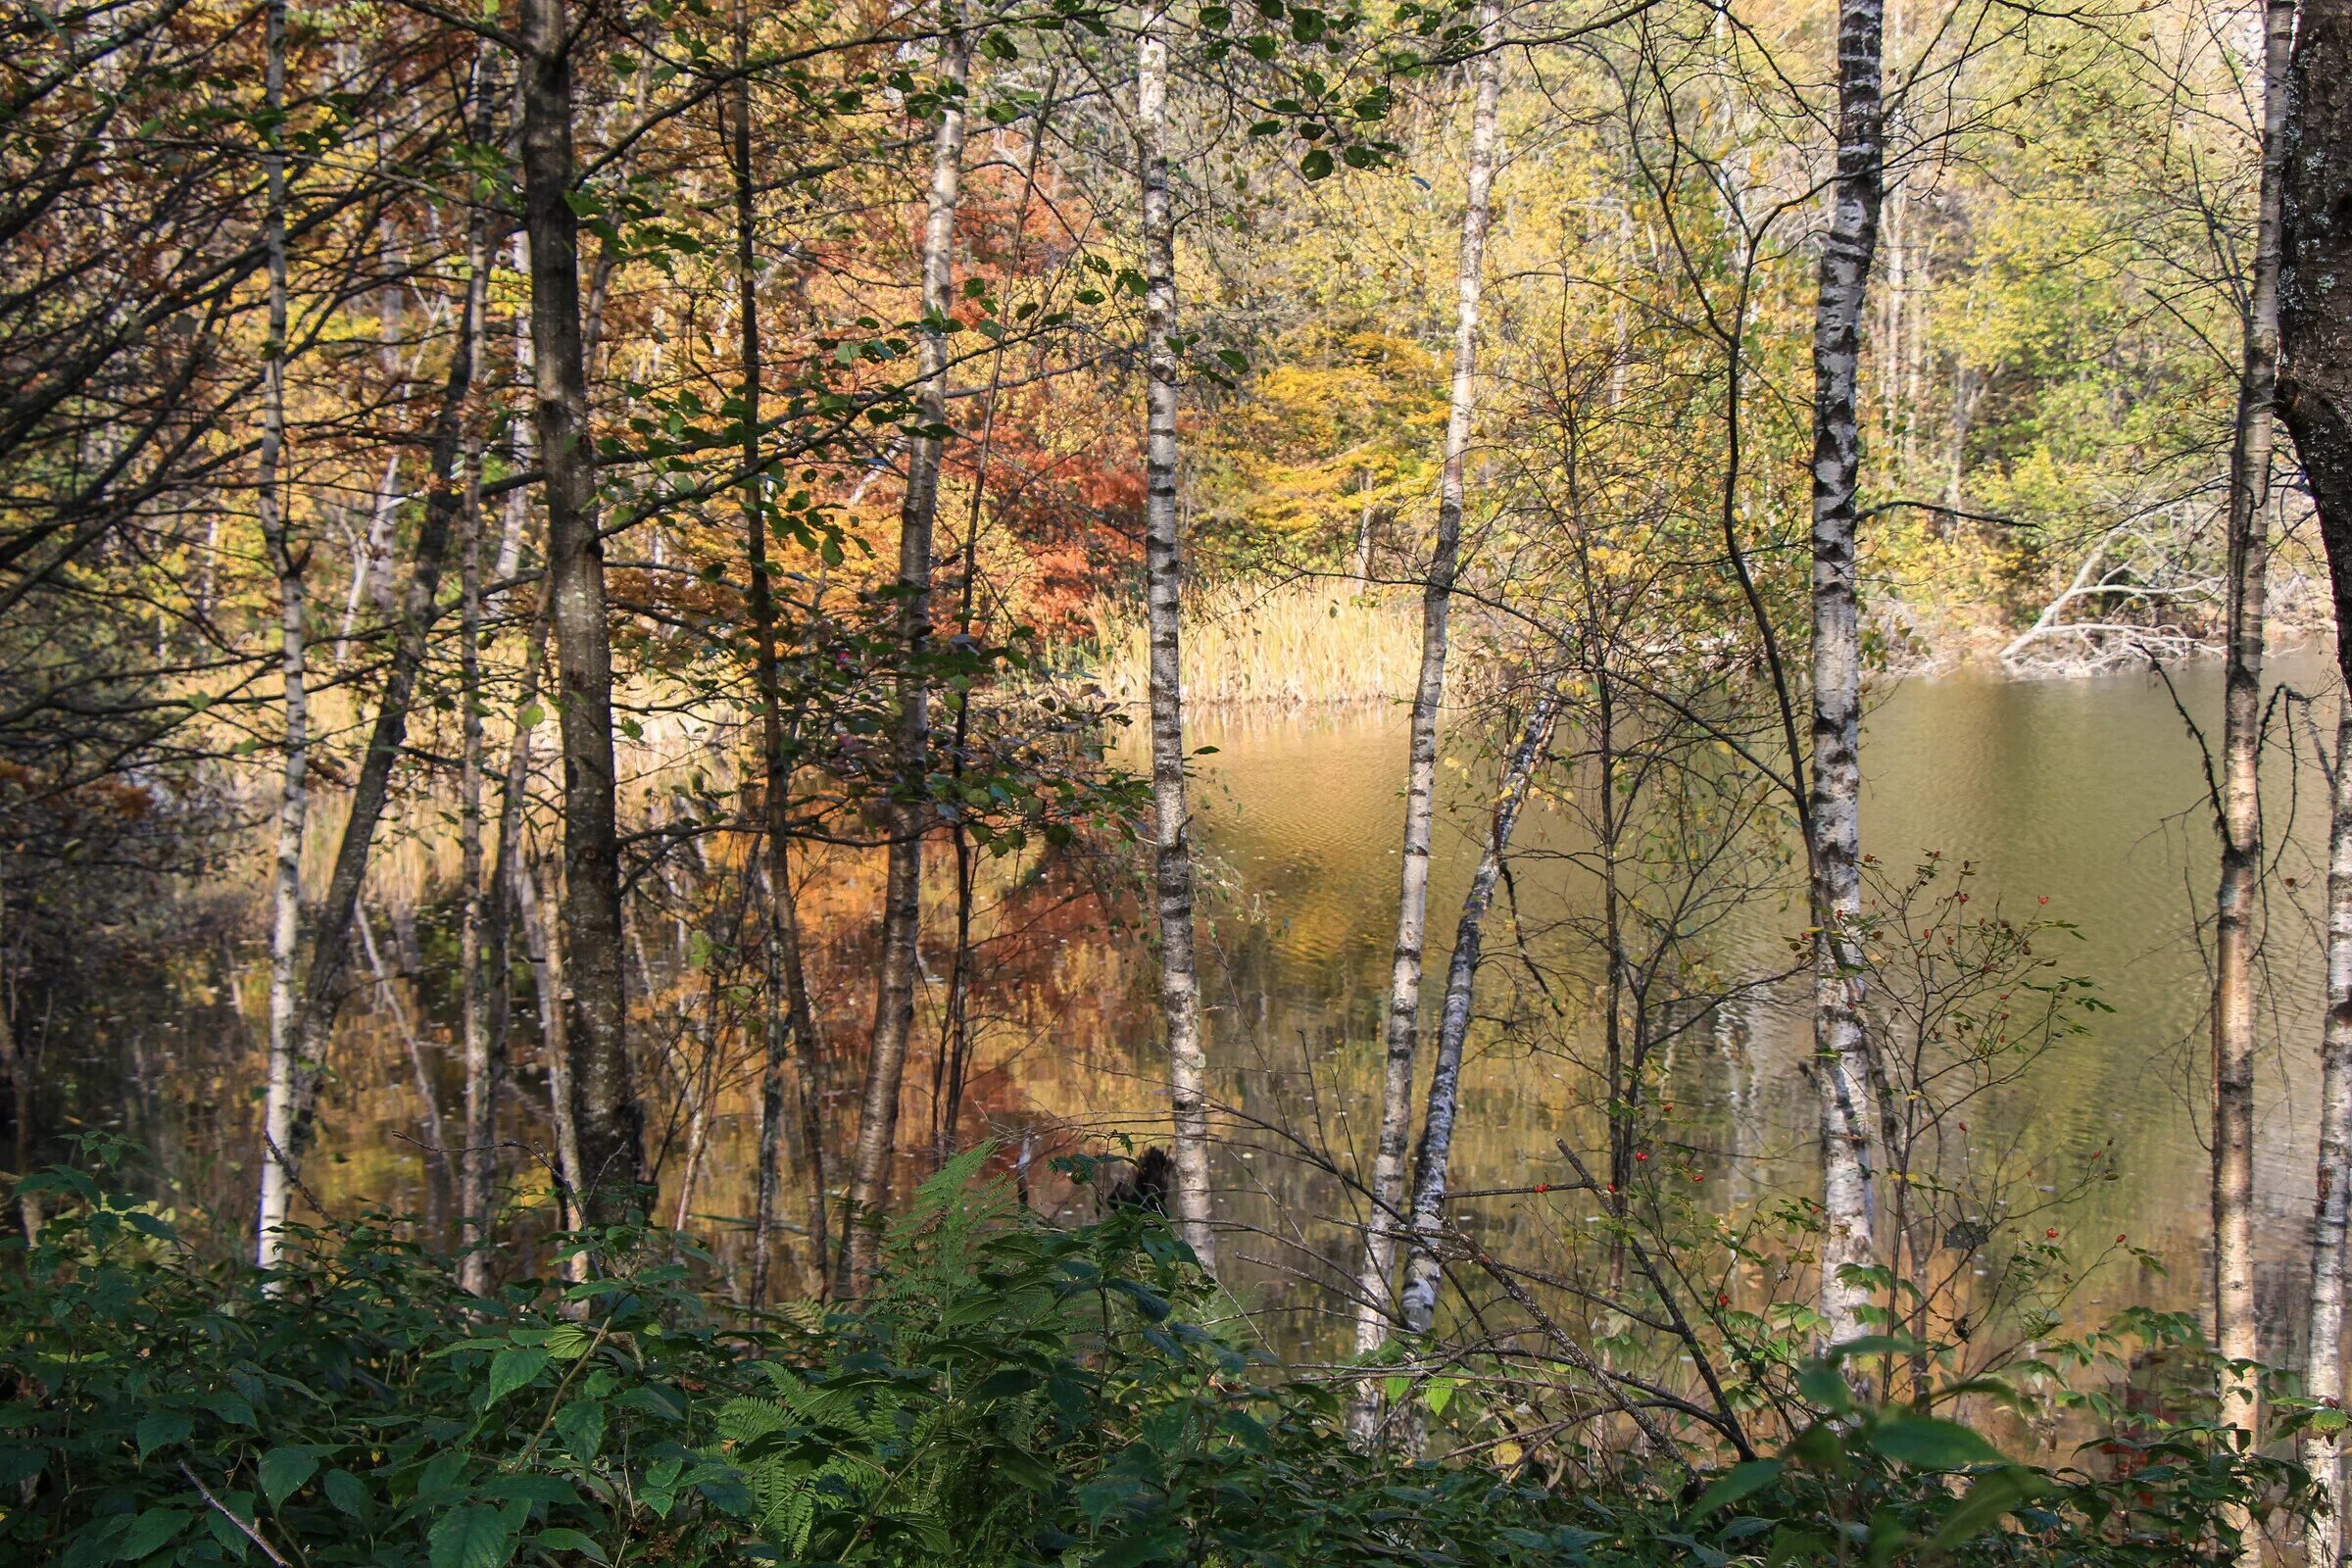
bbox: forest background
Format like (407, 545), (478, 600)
(9, 0), (2352, 1559)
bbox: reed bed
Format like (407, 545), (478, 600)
(1076, 578), (1425, 707)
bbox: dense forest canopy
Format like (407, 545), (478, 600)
(6, 0), (2352, 1559)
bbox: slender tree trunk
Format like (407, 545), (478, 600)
(457, 60), (501, 1294)
(519, 852), (587, 1236)
(1396, 693), (1555, 1344)
(520, 0), (641, 1223)
(254, 0), (307, 1275)
(1352, 6), (1501, 1383)
(2282, 7), (2352, 1559)
(836, 13), (969, 1293)
(725, 0), (830, 1305)
(361, 905), (450, 1233)
(1805, 0), (1886, 1357)
(1138, 0), (1214, 1269)
(276, 201), (493, 1200)
(2310, 710), (2352, 1568)
(2211, 0), (2291, 1512)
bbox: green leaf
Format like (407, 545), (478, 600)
(429, 1503), (517, 1568)
(553, 1397), (606, 1464)
(323, 1468), (368, 1517)
(1919, 1466), (2046, 1558)
(1687, 1459), (1784, 1522)
(201, 1392), (257, 1428)
(260, 1446), (324, 1508)
(1300, 147), (1335, 180)
(113, 1507), (190, 1562)
(134, 1411), (191, 1460)
(1866, 1414), (2005, 1471)
(484, 1347), (552, 1409)
(531, 1529), (609, 1564)
(544, 1323), (595, 1361)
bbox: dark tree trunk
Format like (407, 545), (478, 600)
(520, 0), (642, 1223)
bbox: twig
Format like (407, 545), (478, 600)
(1553, 1140), (1754, 1459)
(179, 1461), (293, 1568)
(1460, 1237), (1681, 1462)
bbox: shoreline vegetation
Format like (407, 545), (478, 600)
(1072, 578), (2339, 706)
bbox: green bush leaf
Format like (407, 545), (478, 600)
(323, 1467), (368, 1517)
(1867, 1414), (2006, 1471)
(260, 1445), (325, 1507)
(531, 1529), (608, 1564)
(133, 1411), (190, 1460)
(113, 1506), (189, 1562)
(1687, 1458), (1784, 1522)
(483, 1347), (551, 1409)
(428, 1503), (516, 1568)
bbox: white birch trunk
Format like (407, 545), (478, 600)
(2307, 707), (2352, 1568)
(836, 10), (969, 1292)
(1396, 693), (1556, 1344)
(254, 0), (307, 1277)
(457, 66), (499, 1293)
(1138, 0), (1215, 1268)
(1805, 0), (1886, 1359)
(1353, 6), (1502, 1376)
(2213, 1), (2291, 1546)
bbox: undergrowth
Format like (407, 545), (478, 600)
(0, 1138), (2311, 1566)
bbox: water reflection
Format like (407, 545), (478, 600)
(89, 656), (2347, 1375)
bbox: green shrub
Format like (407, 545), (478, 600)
(0, 1141), (2308, 1566)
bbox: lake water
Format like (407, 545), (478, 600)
(1146, 655), (2344, 1361)
(95, 654), (2349, 1375)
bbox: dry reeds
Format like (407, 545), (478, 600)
(1077, 578), (1425, 707)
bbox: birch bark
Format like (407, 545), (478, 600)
(254, 0), (306, 1274)
(457, 59), (501, 1294)
(1138, 0), (1214, 1266)
(1805, 0), (1886, 1357)
(2210, 2), (2292, 1525)
(837, 13), (969, 1292)
(1396, 693), (1556, 1341)
(1354, 4), (1502, 1373)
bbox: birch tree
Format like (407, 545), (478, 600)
(254, 0), (306, 1275)
(2207, 0), (2294, 1522)
(1352, 0), (1502, 1416)
(837, 10), (971, 1292)
(1138, 0), (1214, 1267)
(456, 56), (503, 1298)
(1804, 0), (1886, 1357)
(1396, 691), (1555, 1344)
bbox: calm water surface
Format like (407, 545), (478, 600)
(109, 657), (2346, 1367)
(1160, 656), (2341, 1354)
